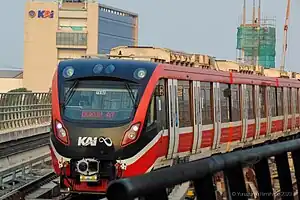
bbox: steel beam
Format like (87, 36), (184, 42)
(291, 149), (300, 197)
(275, 153), (293, 200)
(143, 188), (168, 200)
(254, 158), (273, 200)
(106, 138), (300, 200)
(193, 175), (216, 200)
(224, 166), (247, 200)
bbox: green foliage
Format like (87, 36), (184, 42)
(8, 87), (32, 93)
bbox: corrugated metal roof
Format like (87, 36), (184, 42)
(0, 68), (23, 78)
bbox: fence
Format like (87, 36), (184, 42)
(0, 92), (51, 131)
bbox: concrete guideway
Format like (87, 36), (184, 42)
(0, 92), (51, 143)
(0, 123), (50, 144)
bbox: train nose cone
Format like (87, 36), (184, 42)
(78, 161), (88, 172)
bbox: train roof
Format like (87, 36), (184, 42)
(57, 58), (158, 83)
(57, 46), (300, 87)
(108, 46), (300, 80)
(58, 58), (158, 71)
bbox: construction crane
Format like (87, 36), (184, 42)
(280, 0), (291, 73)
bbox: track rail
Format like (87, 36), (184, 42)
(1, 172), (57, 200)
(0, 132), (49, 159)
(0, 153), (53, 199)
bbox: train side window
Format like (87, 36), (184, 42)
(220, 83), (230, 123)
(178, 80), (192, 128)
(259, 86), (266, 118)
(201, 82), (213, 125)
(159, 79), (167, 129)
(231, 84), (241, 121)
(246, 85), (254, 119)
(269, 87), (276, 117)
(287, 88), (292, 115)
(276, 87), (283, 116)
(145, 79), (167, 129)
(295, 88), (299, 114)
(146, 95), (156, 127)
(293, 88), (298, 114)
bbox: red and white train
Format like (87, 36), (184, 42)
(50, 46), (300, 195)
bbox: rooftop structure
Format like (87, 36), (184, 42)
(0, 68), (23, 78)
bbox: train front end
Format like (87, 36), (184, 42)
(49, 59), (156, 194)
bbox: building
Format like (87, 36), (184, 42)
(23, 0), (138, 92)
(236, 0), (276, 68)
(0, 68), (23, 93)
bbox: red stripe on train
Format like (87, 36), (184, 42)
(122, 118), (293, 177)
(178, 132), (193, 152)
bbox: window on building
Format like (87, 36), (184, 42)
(178, 80), (192, 127)
(64, 0), (84, 3)
(56, 32), (87, 46)
(220, 83), (230, 123)
(259, 86), (266, 118)
(276, 87), (283, 116)
(201, 82), (213, 125)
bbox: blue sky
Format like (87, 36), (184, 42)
(0, 0), (299, 71)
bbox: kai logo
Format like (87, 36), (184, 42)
(77, 136), (113, 147)
(78, 137), (98, 146)
(37, 10), (54, 18)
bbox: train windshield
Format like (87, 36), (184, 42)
(62, 79), (141, 122)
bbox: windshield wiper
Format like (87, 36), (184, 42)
(61, 80), (79, 109)
(125, 82), (138, 110)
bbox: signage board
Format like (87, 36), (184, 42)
(28, 10), (54, 18)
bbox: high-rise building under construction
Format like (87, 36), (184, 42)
(236, 0), (276, 69)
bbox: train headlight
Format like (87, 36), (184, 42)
(104, 64), (116, 74)
(121, 122), (141, 147)
(63, 66), (74, 78)
(93, 64), (103, 74)
(55, 121), (69, 145)
(134, 68), (147, 80)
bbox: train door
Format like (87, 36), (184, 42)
(266, 86), (272, 137)
(283, 87), (288, 132)
(192, 81), (202, 153)
(212, 82), (221, 149)
(167, 79), (179, 159)
(291, 88), (296, 130)
(242, 85), (255, 142)
(254, 85), (261, 139)
(241, 84), (248, 142)
(297, 89), (300, 128)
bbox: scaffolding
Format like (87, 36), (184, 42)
(236, 0), (276, 69)
(236, 18), (276, 68)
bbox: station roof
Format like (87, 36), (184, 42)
(0, 68), (23, 78)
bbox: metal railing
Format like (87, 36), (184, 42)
(0, 92), (51, 131)
(106, 136), (300, 200)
